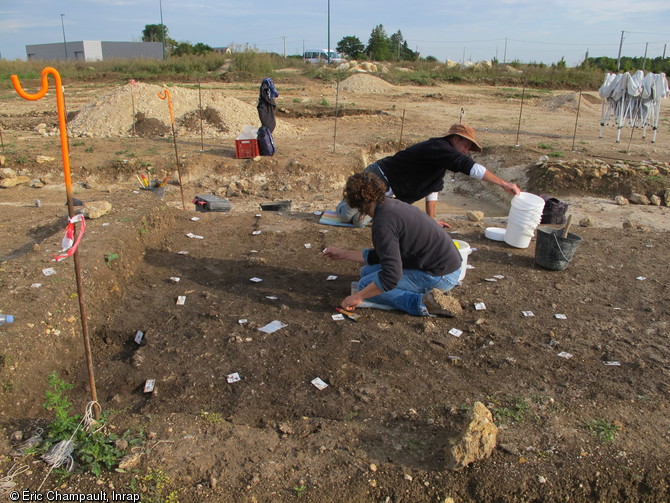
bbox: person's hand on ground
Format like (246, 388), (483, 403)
(341, 294), (363, 311)
(435, 219), (452, 228)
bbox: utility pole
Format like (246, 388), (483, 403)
(663, 43), (667, 60)
(283, 36), (286, 58)
(327, 0), (331, 64)
(503, 38), (507, 64)
(159, 0), (166, 60)
(642, 42), (648, 71)
(60, 14), (68, 60)
(616, 30), (625, 71)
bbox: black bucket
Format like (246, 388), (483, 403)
(534, 226), (582, 271)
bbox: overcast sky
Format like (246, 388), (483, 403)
(1, 0), (669, 65)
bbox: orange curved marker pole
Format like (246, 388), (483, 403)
(11, 68), (74, 203)
(157, 88), (175, 125)
(10, 67), (99, 418)
(157, 87), (186, 209)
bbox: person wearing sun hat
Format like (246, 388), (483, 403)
(336, 123), (521, 228)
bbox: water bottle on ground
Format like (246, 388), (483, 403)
(0, 315), (15, 326)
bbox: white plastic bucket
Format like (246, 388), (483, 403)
(505, 192), (545, 249)
(453, 240), (471, 281)
(504, 221), (536, 248)
(511, 192), (545, 211)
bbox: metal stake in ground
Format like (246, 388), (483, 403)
(515, 84), (526, 147)
(571, 90), (583, 151)
(11, 67), (100, 419)
(333, 80), (340, 153)
(0, 127), (4, 152)
(157, 88), (186, 210)
(398, 109), (406, 146)
(198, 79), (204, 151)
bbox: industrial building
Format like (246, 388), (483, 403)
(25, 41), (163, 61)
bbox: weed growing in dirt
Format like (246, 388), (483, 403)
(538, 143), (553, 149)
(199, 410), (224, 424)
(293, 484), (307, 498)
(84, 146), (94, 153)
(585, 418), (620, 443)
(548, 151), (564, 158)
(38, 372), (141, 477)
(491, 397), (530, 424)
(71, 141), (85, 147)
(319, 98), (330, 106)
(139, 468), (181, 503)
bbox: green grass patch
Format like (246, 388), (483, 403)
(585, 418), (620, 443)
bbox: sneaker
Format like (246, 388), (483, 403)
(422, 289), (462, 317)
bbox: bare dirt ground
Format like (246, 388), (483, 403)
(0, 71), (669, 502)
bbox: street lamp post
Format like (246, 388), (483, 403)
(60, 14), (68, 60)
(159, 0), (166, 60)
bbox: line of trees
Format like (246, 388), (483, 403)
(583, 56), (670, 74)
(142, 24), (214, 57)
(337, 25), (419, 62)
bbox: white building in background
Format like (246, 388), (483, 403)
(25, 41), (163, 61)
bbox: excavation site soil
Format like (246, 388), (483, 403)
(0, 70), (669, 502)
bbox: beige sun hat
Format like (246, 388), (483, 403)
(446, 123), (482, 152)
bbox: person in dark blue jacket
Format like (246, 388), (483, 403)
(336, 123), (520, 228)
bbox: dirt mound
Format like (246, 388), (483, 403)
(338, 73), (395, 94)
(68, 82), (298, 139)
(542, 92), (600, 112)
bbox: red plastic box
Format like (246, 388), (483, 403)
(235, 139), (259, 158)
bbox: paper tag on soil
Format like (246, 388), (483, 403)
(227, 372), (241, 383)
(252, 230), (262, 235)
(522, 311), (535, 317)
(134, 331), (144, 345)
(177, 251), (189, 255)
(326, 275), (338, 281)
(304, 243), (312, 249)
(466, 265), (475, 270)
(554, 313), (567, 319)
(311, 377), (328, 390)
(259, 320), (287, 334)
(636, 276), (646, 281)
(31, 283), (42, 288)
(250, 277), (263, 282)
(474, 302), (486, 310)
(238, 319), (248, 324)
(332, 314), (345, 321)
(186, 232), (204, 239)
(176, 296), (186, 305)
(448, 328), (463, 337)
(266, 295), (278, 300)
(557, 352), (573, 359)
(190, 217), (200, 221)
(494, 275), (505, 279)
(143, 379), (155, 393)
(604, 361), (621, 366)
(42, 268), (57, 276)
(169, 277), (181, 283)
(484, 278), (497, 282)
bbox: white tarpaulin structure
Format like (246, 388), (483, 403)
(599, 71), (669, 143)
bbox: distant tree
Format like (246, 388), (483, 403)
(142, 24), (167, 43)
(425, 55), (438, 63)
(366, 24), (391, 61)
(337, 36), (365, 59)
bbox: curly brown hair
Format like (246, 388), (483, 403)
(343, 172), (386, 215)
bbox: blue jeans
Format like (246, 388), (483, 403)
(357, 259), (461, 316)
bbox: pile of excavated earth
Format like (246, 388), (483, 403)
(67, 82), (299, 139)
